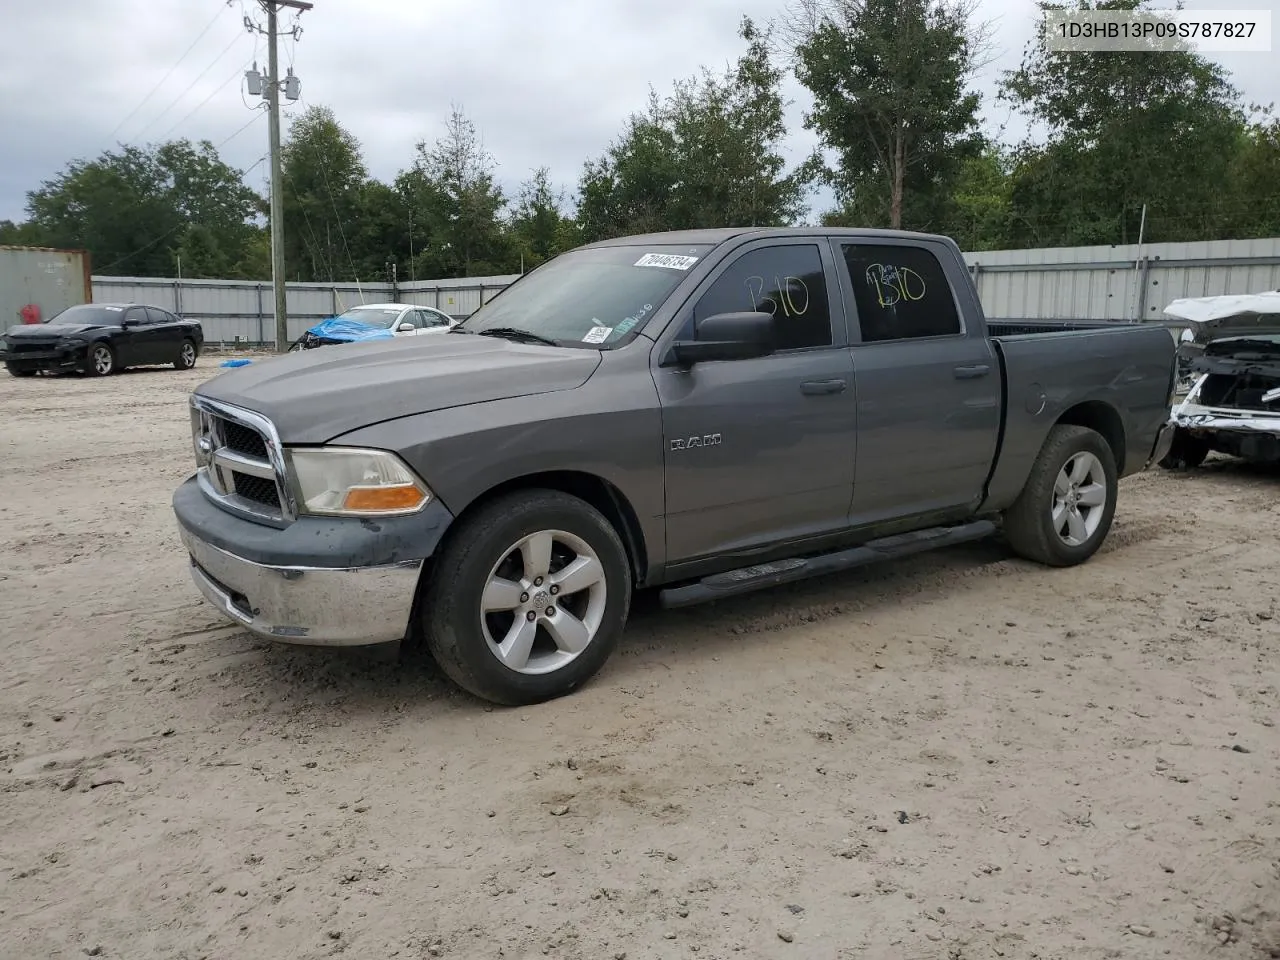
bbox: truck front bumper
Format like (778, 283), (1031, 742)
(172, 475), (453, 647)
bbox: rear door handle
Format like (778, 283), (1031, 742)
(800, 379), (848, 396)
(953, 364), (991, 380)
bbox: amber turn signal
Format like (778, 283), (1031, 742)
(342, 484), (426, 512)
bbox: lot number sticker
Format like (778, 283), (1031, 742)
(582, 325), (612, 344)
(635, 253), (699, 271)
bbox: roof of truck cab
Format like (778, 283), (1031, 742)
(582, 226), (955, 250)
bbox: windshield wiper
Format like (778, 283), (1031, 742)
(474, 327), (560, 347)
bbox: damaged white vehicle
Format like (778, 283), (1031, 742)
(1161, 292), (1280, 469)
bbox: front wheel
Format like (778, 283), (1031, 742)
(85, 343), (115, 377)
(1003, 424), (1117, 567)
(422, 489), (632, 705)
(5, 364), (35, 378)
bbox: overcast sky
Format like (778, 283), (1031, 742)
(1, 0), (1276, 224)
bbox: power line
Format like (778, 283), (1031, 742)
(161, 54), (258, 141)
(216, 108), (267, 150)
(131, 30), (247, 143)
(106, 2), (227, 142)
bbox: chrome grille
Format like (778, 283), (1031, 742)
(190, 397), (294, 523)
(220, 420), (269, 459)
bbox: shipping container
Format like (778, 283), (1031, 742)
(1, 245), (93, 329)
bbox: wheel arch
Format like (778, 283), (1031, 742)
(423, 470), (649, 597)
(1055, 400), (1125, 472)
(404, 470), (648, 672)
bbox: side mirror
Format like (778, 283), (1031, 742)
(397, 322), (415, 332)
(121, 318), (138, 328)
(664, 311), (775, 366)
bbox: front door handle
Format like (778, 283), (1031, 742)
(800, 378), (848, 396)
(953, 364), (991, 380)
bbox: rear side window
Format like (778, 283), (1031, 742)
(689, 244), (833, 350)
(145, 307), (173, 324)
(840, 244), (961, 343)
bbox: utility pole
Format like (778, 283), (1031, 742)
(245, 1), (311, 352)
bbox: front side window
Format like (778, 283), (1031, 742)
(683, 244), (833, 350)
(419, 309), (450, 328)
(840, 243), (961, 343)
(459, 244), (713, 347)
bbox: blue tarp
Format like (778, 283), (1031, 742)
(307, 316), (396, 342)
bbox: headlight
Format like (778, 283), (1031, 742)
(286, 447), (432, 516)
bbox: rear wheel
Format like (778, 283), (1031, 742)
(1003, 424), (1117, 567)
(422, 489), (632, 705)
(1158, 429), (1210, 470)
(85, 343), (115, 377)
(174, 339), (198, 370)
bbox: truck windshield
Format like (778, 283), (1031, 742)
(457, 244), (712, 346)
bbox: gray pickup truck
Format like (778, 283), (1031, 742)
(173, 227), (1177, 704)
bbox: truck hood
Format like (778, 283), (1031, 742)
(5, 322), (108, 339)
(194, 332), (602, 443)
(1164, 293), (1280, 342)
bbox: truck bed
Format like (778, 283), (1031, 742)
(986, 319), (1134, 337)
(981, 321), (1178, 512)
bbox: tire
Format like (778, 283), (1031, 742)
(1158, 429), (1210, 470)
(85, 342), (115, 377)
(1003, 424), (1118, 567)
(422, 489), (632, 705)
(6, 364), (35, 378)
(174, 339), (198, 370)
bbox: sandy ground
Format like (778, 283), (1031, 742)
(0, 359), (1277, 960)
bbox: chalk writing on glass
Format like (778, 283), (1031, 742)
(745, 276), (810, 318)
(864, 263), (926, 308)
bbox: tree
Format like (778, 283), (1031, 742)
(20, 139), (262, 276)
(280, 104), (369, 281)
(1001, 0), (1250, 245)
(1226, 115), (1280, 239)
(578, 17), (807, 242)
(508, 167), (574, 269)
(946, 146), (1015, 251)
(408, 106), (509, 276)
(791, 0), (987, 229)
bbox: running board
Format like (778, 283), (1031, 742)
(657, 520), (997, 609)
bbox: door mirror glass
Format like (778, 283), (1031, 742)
(666, 311), (775, 366)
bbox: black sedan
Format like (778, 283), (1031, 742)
(3, 303), (204, 377)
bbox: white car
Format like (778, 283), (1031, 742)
(336, 303), (458, 336)
(295, 303), (460, 351)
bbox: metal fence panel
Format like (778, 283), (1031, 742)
(84, 238), (1280, 345)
